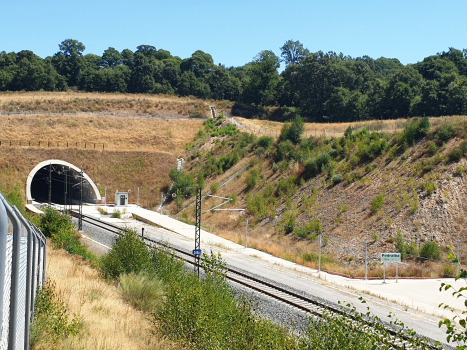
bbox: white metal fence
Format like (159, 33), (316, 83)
(0, 192), (46, 350)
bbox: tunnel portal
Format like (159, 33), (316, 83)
(26, 160), (101, 205)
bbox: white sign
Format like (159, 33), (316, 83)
(381, 253), (401, 263)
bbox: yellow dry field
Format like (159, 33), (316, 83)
(0, 112), (204, 207)
(0, 113), (203, 154)
(0, 91), (211, 118)
(42, 247), (180, 350)
(234, 115), (467, 138)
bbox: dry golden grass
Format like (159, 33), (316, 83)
(0, 113), (203, 154)
(235, 115), (467, 138)
(0, 91), (211, 117)
(42, 246), (181, 350)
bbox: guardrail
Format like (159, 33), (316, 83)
(0, 192), (46, 350)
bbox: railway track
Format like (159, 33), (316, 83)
(69, 210), (442, 349)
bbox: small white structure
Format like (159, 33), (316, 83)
(115, 190), (128, 207)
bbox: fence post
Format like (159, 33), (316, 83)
(318, 234), (322, 273)
(457, 238), (461, 276)
(365, 241), (368, 281)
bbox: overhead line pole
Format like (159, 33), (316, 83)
(48, 163), (51, 206)
(78, 168), (83, 231)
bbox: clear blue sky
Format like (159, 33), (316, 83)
(1, 0), (465, 68)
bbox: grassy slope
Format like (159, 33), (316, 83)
(38, 246), (179, 350)
(0, 92), (206, 207)
(171, 117), (467, 278)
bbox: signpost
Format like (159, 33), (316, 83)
(381, 253), (401, 283)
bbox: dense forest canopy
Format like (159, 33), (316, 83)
(1, 39), (467, 122)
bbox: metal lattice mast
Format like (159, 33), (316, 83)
(64, 169), (68, 215)
(48, 163), (52, 206)
(194, 187), (201, 278)
(78, 168), (83, 231)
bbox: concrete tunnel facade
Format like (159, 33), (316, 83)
(26, 160), (101, 205)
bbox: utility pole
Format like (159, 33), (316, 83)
(78, 168), (83, 231)
(63, 169), (68, 215)
(48, 163), (52, 206)
(193, 187), (202, 278)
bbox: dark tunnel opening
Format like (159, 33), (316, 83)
(31, 165), (98, 205)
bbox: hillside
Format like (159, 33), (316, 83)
(168, 115), (467, 278)
(0, 92), (206, 208)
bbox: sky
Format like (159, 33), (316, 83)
(1, 0), (466, 68)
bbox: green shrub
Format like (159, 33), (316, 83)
(460, 140), (467, 155)
(279, 115), (304, 145)
(448, 148), (463, 162)
(283, 211), (296, 234)
(420, 240), (440, 260)
(257, 136), (273, 148)
(255, 146), (265, 155)
(119, 272), (165, 312)
(437, 124), (454, 142)
(275, 140), (294, 162)
(111, 209), (121, 218)
(100, 229), (152, 279)
(427, 141), (438, 155)
(246, 169), (259, 191)
(210, 182), (220, 194)
(328, 149), (338, 159)
(332, 174), (343, 185)
(400, 117), (430, 146)
(455, 166), (465, 176)
(420, 181), (436, 195)
(30, 279), (82, 347)
(40, 208), (96, 262)
(370, 190), (385, 213)
(365, 164), (372, 173)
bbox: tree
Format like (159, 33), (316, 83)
(102, 47), (122, 67)
(52, 39), (86, 86)
(180, 50), (214, 78)
(241, 50), (280, 105)
(280, 40), (309, 66)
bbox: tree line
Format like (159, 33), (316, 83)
(1, 39), (467, 122)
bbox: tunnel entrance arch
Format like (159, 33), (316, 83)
(26, 160), (101, 205)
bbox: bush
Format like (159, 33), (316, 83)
(448, 148), (463, 162)
(332, 174), (343, 185)
(279, 115), (304, 145)
(460, 140), (467, 155)
(420, 240), (440, 260)
(400, 117), (430, 146)
(295, 219), (323, 239)
(30, 279), (82, 347)
(437, 124), (454, 142)
(210, 182), (220, 194)
(100, 229), (152, 279)
(370, 190), (385, 212)
(111, 209), (121, 218)
(119, 272), (165, 312)
(257, 136), (273, 149)
(245, 169), (259, 191)
(255, 146), (265, 155)
(40, 208), (95, 262)
(420, 181), (436, 195)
